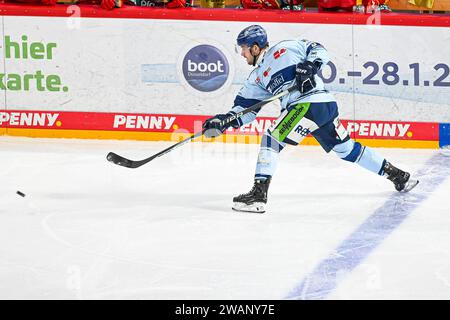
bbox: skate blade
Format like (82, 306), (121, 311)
(400, 179), (419, 193)
(232, 202), (266, 213)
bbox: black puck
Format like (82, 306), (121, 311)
(16, 191), (25, 197)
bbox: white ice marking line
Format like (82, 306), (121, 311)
(285, 153), (450, 300)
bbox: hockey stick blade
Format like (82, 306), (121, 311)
(106, 131), (204, 169)
(106, 152), (137, 168)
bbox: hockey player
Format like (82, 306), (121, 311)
(202, 25), (418, 213)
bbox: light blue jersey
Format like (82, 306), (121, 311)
(228, 38), (387, 183)
(230, 39), (336, 126)
(229, 28), (416, 212)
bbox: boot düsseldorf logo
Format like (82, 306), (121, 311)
(182, 45), (230, 92)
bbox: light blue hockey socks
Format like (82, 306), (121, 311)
(255, 132), (285, 181)
(332, 139), (386, 175)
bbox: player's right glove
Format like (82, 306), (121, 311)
(203, 112), (239, 138)
(295, 61), (318, 94)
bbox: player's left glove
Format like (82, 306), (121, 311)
(295, 61), (318, 94)
(203, 112), (239, 138)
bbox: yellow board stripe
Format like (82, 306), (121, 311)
(353, 138), (438, 149)
(5, 129), (176, 141)
(3, 128), (439, 149)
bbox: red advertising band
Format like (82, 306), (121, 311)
(0, 110), (440, 148)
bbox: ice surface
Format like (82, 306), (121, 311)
(0, 136), (449, 299)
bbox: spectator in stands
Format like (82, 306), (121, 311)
(3, 0), (118, 9)
(354, 0), (392, 13)
(3, 0), (58, 5)
(240, 0), (304, 10)
(128, 0), (189, 7)
(3, 0), (189, 9)
(77, 0), (123, 10)
(317, 0), (354, 12)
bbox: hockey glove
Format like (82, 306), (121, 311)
(203, 112), (239, 138)
(295, 61), (318, 94)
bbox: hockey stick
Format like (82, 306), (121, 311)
(106, 86), (297, 169)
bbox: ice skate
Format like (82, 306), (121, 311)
(232, 178), (271, 213)
(383, 162), (419, 193)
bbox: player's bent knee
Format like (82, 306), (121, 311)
(332, 139), (364, 163)
(262, 131), (285, 153)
